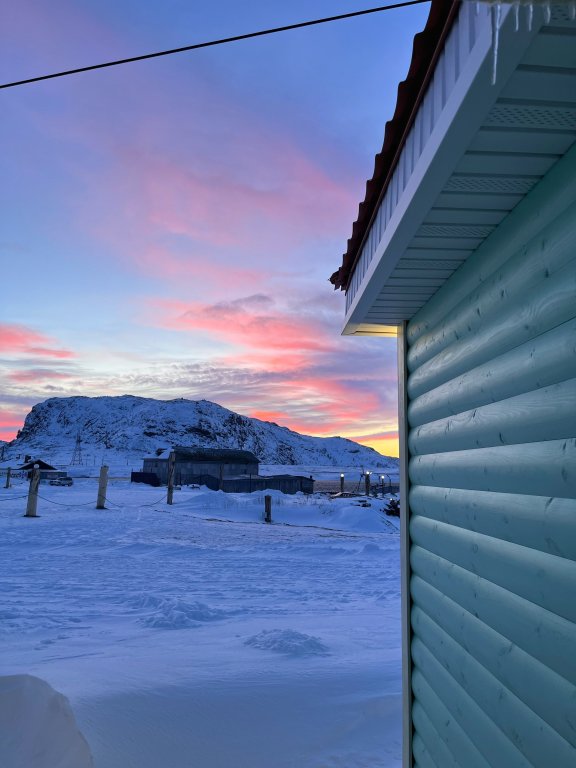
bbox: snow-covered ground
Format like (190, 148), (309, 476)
(0, 478), (402, 768)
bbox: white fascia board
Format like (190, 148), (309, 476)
(342, 5), (542, 336)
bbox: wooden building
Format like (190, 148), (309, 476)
(220, 474), (314, 495)
(143, 447), (259, 485)
(331, 2), (576, 766)
(18, 459), (65, 481)
(140, 448), (313, 494)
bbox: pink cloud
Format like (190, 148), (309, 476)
(0, 324), (75, 359)
(0, 426), (19, 441)
(139, 294), (397, 444)
(213, 364), (388, 441)
(267, 376), (383, 434)
(135, 245), (269, 288)
(156, 143), (351, 249)
(154, 297), (336, 361)
(66, 88), (357, 286)
(8, 369), (75, 383)
(0, 408), (27, 441)
(84, 142), (355, 285)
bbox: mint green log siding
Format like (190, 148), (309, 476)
(404, 147), (576, 766)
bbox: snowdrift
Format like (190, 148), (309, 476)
(0, 675), (93, 768)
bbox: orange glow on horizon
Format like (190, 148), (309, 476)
(356, 434), (399, 458)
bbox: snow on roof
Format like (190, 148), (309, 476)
(330, 0), (457, 291)
(143, 447), (260, 463)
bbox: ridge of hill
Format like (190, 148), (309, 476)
(3, 396), (398, 475)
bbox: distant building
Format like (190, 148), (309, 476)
(218, 474), (313, 495)
(142, 447), (260, 485)
(19, 459), (56, 472)
(139, 447), (314, 494)
(18, 459), (66, 482)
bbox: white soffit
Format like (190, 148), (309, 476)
(343, 3), (576, 335)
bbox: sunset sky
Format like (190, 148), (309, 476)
(1, 0), (430, 457)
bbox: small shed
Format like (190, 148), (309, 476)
(331, 2), (576, 766)
(18, 459), (63, 481)
(142, 447), (259, 485)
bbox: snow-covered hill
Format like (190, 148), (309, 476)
(3, 396), (398, 474)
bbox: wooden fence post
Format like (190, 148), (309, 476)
(25, 465), (40, 518)
(264, 495), (272, 523)
(4, 467), (11, 489)
(167, 451), (175, 505)
(96, 465), (109, 509)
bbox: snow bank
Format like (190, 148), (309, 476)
(244, 628), (330, 656)
(126, 594), (243, 629)
(0, 675), (93, 768)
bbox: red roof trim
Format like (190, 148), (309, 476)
(330, 0), (458, 291)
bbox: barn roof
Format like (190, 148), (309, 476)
(146, 447), (260, 463)
(174, 447), (259, 463)
(19, 459), (57, 471)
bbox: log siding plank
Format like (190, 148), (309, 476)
(406, 145), (576, 765)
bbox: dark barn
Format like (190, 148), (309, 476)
(142, 447), (259, 486)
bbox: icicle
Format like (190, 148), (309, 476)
(490, 1), (503, 86)
(463, 0), (573, 86)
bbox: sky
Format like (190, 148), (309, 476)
(0, 0), (431, 457)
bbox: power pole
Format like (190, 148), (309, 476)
(70, 433), (84, 465)
(167, 451), (175, 505)
(96, 465), (109, 509)
(25, 465), (40, 518)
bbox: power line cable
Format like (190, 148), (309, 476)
(1, 1), (429, 90)
(37, 494), (96, 507)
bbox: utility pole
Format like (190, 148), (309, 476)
(25, 465), (40, 518)
(167, 451), (175, 505)
(96, 465), (109, 509)
(70, 433), (84, 465)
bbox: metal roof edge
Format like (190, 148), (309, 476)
(330, 0), (458, 292)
